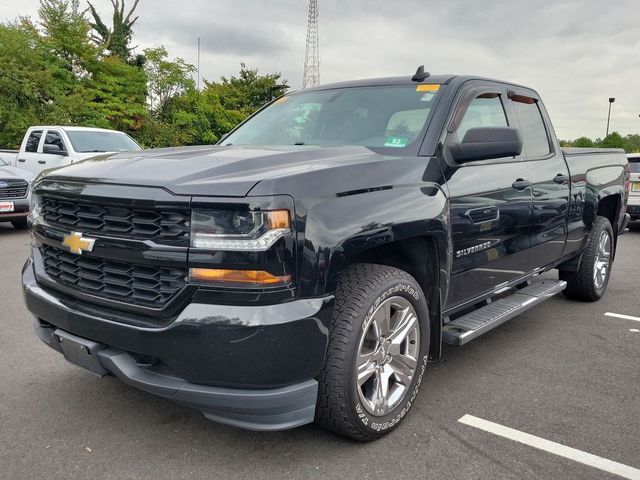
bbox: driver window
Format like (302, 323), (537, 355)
(457, 94), (508, 139)
(45, 131), (65, 151)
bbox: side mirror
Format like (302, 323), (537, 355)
(43, 143), (68, 156)
(450, 127), (522, 163)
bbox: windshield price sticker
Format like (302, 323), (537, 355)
(384, 136), (409, 148)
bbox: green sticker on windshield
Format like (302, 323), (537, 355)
(384, 136), (409, 148)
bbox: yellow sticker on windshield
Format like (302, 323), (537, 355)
(416, 84), (440, 92)
(274, 96), (289, 104)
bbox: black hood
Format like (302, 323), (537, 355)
(43, 145), (389, 197)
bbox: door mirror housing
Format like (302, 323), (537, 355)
(450, 127), (522, 163)
(43, 143), (68, 156)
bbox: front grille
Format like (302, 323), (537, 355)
(0, 179), (28, 199)
(40, 196), (190, 244)
(41, 244), (187, 307)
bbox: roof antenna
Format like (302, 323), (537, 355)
(412, 65), (430, 82)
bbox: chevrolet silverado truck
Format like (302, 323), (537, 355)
(23, 70), (630, 441)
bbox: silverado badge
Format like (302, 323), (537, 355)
(62, 232), (96, 255)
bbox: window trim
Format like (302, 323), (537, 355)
(440, 83), (528, 167)
(24, 130), (44, 154)
(506, 89), (556, 161)
(43, 129), (68, 154)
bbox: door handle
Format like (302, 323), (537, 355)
(17, 158), (25, 162)
(553, 174), (569, 184)
(512, 179), (532, 190)
(38, 160), (46, 164)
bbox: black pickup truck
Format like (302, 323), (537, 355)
(23, 70), (630, 441)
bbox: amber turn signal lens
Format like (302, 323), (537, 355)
(190, 268), (291, 285)
(266, 210), (291, 229)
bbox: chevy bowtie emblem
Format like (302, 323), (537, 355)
(62, 232), (96, 255)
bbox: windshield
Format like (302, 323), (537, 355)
(223, 85), (442, 151)
(66, 131), (141, 153)
(629, 157), (640, 173)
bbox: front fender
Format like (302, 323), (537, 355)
(295, 184), (450, 298)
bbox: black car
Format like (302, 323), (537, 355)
(23, 70), (630, 440)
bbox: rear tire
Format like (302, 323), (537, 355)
(11, 218), (28, 229)
(315, 263), (430, 441)
(560, 216), (614, 301)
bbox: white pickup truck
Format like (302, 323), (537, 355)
(2, 126), (142, 174)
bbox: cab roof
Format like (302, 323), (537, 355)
(298, 74), (534, 94)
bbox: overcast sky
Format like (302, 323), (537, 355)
(2, 0), (638, 139)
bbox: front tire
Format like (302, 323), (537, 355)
(315, 264), (430, 441)
(560, 216), (614, 301)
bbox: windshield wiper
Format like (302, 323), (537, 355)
(80, 150), (107, 153)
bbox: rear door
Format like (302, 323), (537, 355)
(17, 129), (44, 173)
(506, 90), (570, 269)
(442, 84), (534, 309)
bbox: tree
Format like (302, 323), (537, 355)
(573, 136), (595, 148)
(206, 63), (288, 114)
(0, 22), (57, 147)
(143, 46), (195, 119)
(83, 55), (148, 131)
(87, 0), (140, 60)
(38, 0), (96, 73)
(600, 132), (626, 150)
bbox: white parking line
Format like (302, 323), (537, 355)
(604, 312), (640, 322)
(458, 414), (640, 480)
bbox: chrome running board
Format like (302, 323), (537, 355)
(442, 280), (567, 346)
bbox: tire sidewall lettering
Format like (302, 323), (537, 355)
(355, 281), (428, 432)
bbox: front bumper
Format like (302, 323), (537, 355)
(0, 198), (28, 221)
(23, 259), (333, 431)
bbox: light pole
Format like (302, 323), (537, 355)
(606, 97), (615, 137)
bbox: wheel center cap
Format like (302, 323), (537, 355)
(374, 338), (391, 365)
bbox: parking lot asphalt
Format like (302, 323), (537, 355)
(1, 224), (638, 480)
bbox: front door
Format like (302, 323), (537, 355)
(39, 130), (71, 172)
(441, 86), (533, 309)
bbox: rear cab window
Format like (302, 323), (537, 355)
(510, 95), (551, 158)
(25, 131), (43, 153)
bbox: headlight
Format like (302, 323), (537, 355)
(191, 208), (291, 251)
(189, 207), (294, 287)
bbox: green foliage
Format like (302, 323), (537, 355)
(206, 63), (289, 115)
(562, 133), (640, 152)
(144, 46), (195, 119)
(38, 0), (96, 72)
(83, 55), (148, 131)
(0, 22), (57, 147)
(0, 1), (287, 149)
(572, 136), (595, 148)
(600, 132), (625, 149)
